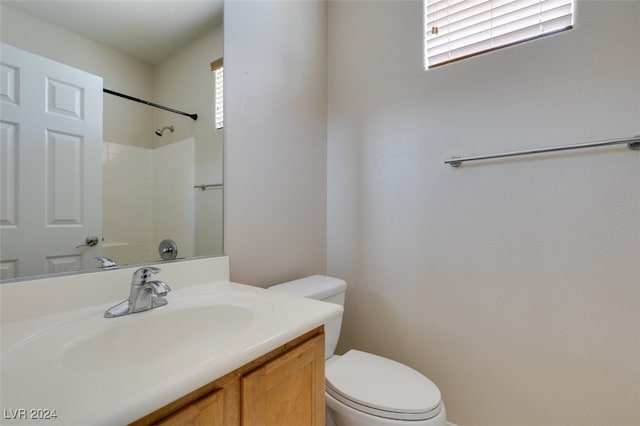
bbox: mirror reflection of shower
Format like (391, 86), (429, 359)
(155, 125), (174, 136)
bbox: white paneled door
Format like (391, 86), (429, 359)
(0, 43), (103, 280)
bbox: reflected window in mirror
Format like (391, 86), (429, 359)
(211, 57), (224, 130)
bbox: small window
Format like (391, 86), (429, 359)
(424, 0), (574, 69)
(211, 57), (224, 130)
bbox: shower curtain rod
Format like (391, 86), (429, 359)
(445, 135), (640, 167)
(103, 88), (198, 121)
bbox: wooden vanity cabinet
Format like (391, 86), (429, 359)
(241, 330), (325, 425)
(154, 389), (224, 426)
(131, 327), (325, 426)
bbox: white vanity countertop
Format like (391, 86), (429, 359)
(0, 258), (342, 425)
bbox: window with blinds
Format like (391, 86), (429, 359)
(424, 0), (574, 68)
(211, 57), (224, 130)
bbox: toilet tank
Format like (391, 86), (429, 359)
(269, 275), (346, 360)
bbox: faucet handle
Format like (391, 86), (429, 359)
(131, 266), (161, 285)
(147, 280), (171, 297)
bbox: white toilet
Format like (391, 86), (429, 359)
(269, 275), (447, 426)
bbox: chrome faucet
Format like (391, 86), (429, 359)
(95, 256), (118, 269)
(104, 266), (171, 318)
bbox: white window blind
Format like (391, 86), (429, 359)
(215, 67), (224, 130)
(425, 0), (574, 68)
(211, 57), (224, 130)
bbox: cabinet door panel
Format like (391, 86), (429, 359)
(241, 334), (325, 426)
(155, 388), (224, 426)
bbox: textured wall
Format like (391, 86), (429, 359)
(224, 0), (328, 286)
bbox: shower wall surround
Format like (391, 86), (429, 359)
(102, 143), (154, 264)
(102, 140), (195, 266)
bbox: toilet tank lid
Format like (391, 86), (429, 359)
(269, 275), (346, 300)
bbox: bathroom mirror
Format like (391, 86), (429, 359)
(0, 0), (224, 282)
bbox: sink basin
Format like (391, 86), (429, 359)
(62, 305), (255, 371)
(3, 289), (273, 377)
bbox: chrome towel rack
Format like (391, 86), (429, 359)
(445, 135), (640, 167)
(193, 183), (223, 191)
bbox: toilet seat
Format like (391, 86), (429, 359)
(325, 350), (443, 421)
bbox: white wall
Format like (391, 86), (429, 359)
(327, 1), (640, 426)
(224, 0), (328, 286)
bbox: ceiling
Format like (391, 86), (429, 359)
(3, 0), (224, 64)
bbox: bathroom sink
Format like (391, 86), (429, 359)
(62, 304), (255, 371)
(3, 289), (273, 377)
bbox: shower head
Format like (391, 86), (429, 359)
(155, 125), (174, 136)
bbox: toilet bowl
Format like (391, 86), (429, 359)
(269, 275), (447, 426)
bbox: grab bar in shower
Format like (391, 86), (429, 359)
(445, 135), (640, 167)
(193, 183), (223, 190)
